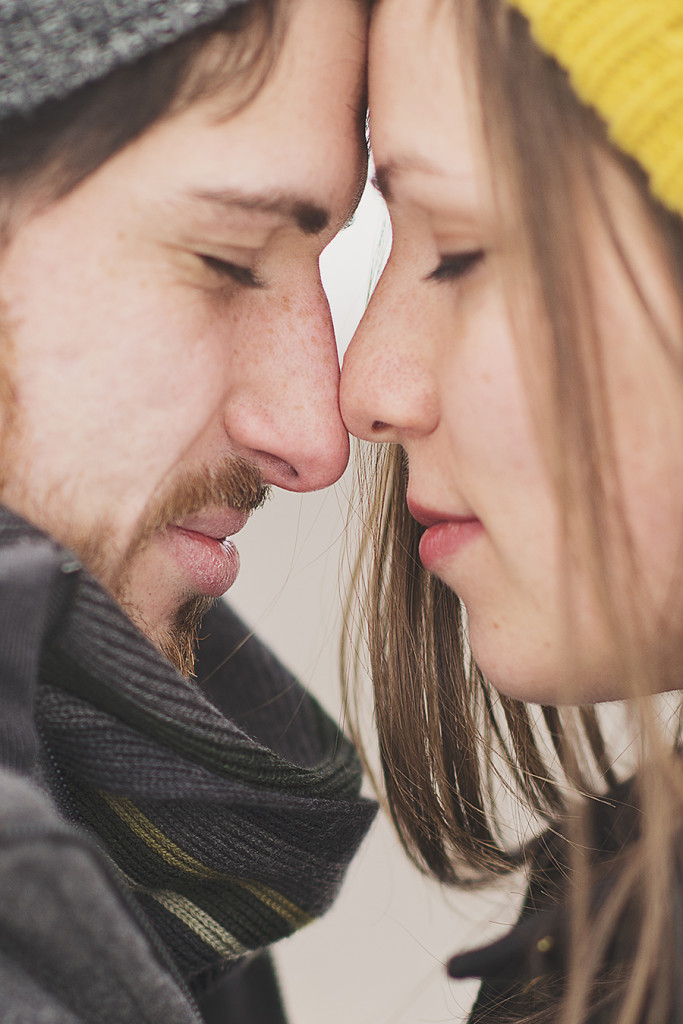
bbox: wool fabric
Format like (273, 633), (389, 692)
(505, 0), (683, 220)
(0, 0), (249, 121)
(0, 507), (376, 991)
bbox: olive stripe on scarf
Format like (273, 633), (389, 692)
(115, 868), (250, 960)
(147, 892), (248, 959)
(102, 791), (312, 928)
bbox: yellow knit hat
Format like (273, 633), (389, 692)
(504, 0), (683, 219)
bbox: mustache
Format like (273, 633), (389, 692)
(127, 455), (270, 557)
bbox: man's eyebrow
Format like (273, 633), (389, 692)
(188, 187), (330, 236)
(373, 155), (447, 203)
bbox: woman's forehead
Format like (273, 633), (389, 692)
(368, 0), (479, 199)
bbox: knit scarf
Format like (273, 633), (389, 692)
(0, 509), (376, 989)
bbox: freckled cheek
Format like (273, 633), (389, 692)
(124, 335), (230, 442)
(441, 322), (544, 487)
(72, 292), (232, 461)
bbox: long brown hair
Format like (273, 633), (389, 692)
(344, 2), (683, 1022)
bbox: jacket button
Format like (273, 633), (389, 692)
(536, 935), (555, 955)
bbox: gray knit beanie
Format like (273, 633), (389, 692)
(0, 0), (250, 121)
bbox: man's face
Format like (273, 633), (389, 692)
(0, 0), (367, 670)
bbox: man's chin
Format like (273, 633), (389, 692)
(153, 593), (217, 677)
(5, 450), (266, 676)
(113, 582), (216, 677)
(106, 531), (218, 676)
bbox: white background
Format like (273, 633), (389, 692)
(227, 181), (520, 1024)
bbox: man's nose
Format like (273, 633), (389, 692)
(224, 281), (349, 492)
(340, 265), (439, 445)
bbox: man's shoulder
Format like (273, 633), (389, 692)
(0, 768), (202, 1024)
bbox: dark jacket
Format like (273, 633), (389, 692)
(448, 780), (683, 1023)
(0, 509), (376, 1023)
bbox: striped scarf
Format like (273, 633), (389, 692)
(0, 509), (375, 991)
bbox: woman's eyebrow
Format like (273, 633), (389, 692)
(373, 155), (447, 202)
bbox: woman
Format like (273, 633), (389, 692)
(341, 2), (683, 1022)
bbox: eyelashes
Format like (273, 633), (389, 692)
(199, 254), (265, 289)
(425, 250), (485, 284)
(198, 248), (483, 292)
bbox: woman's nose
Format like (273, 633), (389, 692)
(340, 267), (439, 444)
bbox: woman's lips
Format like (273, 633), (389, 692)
(408, 500), (483, 572)
(418, 519), (483, 571)
(165, 507), (250, 597)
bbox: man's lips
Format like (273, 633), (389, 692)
(173, 507), (251, 541)
(164, 507), (251, 597)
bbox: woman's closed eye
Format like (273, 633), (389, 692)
(199, 254), (265, 289)
(426, 250), (484, 283)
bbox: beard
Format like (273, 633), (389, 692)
(154, 594), (217, 678)
(109, 455), (269, 676)
(2, 441), (268, 677)
(0, 306), (270, 677)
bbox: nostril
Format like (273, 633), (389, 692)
(256, 452), (299, 482)
(372, 420), (390, 432)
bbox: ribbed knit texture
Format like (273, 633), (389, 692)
(0, 507), (376, 992)
(505, 1), (683, 220)
(0, 0), (249, 121)
(0, 542), (63, 772)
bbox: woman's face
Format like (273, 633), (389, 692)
(340, 0), (683, 704)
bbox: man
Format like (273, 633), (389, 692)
(0, 1), (375, 1022)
